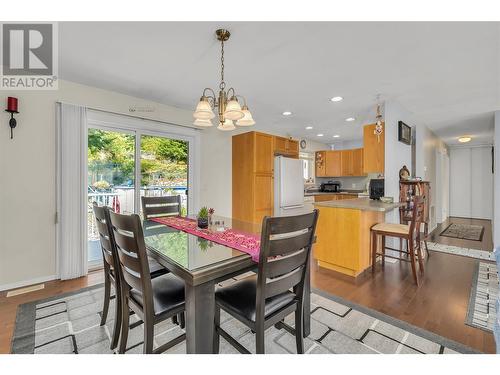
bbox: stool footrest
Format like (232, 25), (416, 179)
(375, 253), (411, 263)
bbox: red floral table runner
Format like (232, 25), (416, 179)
(150, 216), (261, 262)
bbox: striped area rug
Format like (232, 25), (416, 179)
(466, 261), (499, 332)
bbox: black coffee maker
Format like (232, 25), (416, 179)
(369, 179), (385, 200)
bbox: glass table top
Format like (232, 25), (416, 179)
(143, 215), (261, 272)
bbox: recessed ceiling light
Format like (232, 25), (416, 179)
(305, 126), (313, 130)
(458, 136), (472, 143)
(282, 111), (292, 116)
(317, 134), (324, 137)
(330, 96), (343, 102)
(345, 117), (355, 122)
(333, 134), (340, 138)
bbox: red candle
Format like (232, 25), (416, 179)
(7, 97), (18, 112)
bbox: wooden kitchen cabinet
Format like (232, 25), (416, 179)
(363, 122), (385, 174)
(274, 136), (299, 158)
(314, 194), (339, 202)
(341, 148), (364, 176)
(316, 149), (364, 177)
(341, 149), (354, 176)
(232, 131), (300, 223)
(255, 132), (274, 174)
(325, 150), (342, 177)
(352, 148), (364, 176)
(315, 151), (327, 177)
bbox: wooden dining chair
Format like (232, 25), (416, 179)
(108, 210), (186, 354)
(93, 203), (173, 350)
(141, 195), (182, 219)
(371, 196), (426, 285)
(92, 203), (122, 350)
(213, 210), (319, 354)
(141, 195), (185, 328)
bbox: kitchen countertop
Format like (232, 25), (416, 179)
(313, 197), (402, 212)
(304, 190), (365, 197)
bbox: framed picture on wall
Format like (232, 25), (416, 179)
(398, 121), (412, 145)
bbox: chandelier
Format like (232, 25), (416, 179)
(192, 29), (255, 130)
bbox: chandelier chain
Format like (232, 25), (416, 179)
(219, 39), (225, 90)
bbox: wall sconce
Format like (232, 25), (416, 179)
(5, 97), (19, 139)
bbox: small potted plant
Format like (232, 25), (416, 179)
(197, 206), (209, 229)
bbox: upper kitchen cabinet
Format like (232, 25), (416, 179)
(274, 136), (299, 158)
(255, 132), (274, 174)
(363, 122), (385, 174)
(341, 149), (353, 176)
(325, 150), (342, 177)
(315, 151), (326, 177)
(315, 149), (364, 177)
(352, 148), (364, 176)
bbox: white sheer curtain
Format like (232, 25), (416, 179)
(56, 103), (88, 280)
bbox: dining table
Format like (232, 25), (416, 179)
(143, 215), (311, 354)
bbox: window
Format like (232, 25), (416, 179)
(300, 152), (315, 183)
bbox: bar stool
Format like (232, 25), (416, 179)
(370, 196), (425, 285)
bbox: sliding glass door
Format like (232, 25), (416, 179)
(86, 120), (193, 269)
(140, 135), (189, 216)
(87, 128), (136, 267)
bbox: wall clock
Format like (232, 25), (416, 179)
(300, 139), (307, 149)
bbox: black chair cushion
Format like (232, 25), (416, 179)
(148, 257), (168, 278)
(215, 275), (296, 323)
(130, 273), (185, 316)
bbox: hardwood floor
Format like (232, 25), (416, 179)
(312, 250), (496, 353)
(429, 216), (493, 251)
(0, 248), (496, 354)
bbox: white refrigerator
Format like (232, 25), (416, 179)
(274, 156), (309, 217)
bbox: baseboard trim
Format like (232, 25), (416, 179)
(0, 275), (57, 292)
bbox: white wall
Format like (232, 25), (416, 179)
(0, 79), (330, 289)
(384, 100), (450, 233)
(416, 125), (449, 230)
(330, 139), (363, 150)
(494, 111), (500, 248)
(0, 80), (233, 289)
(449, 146), (494, 220)
(384, 100), (412, 225)
(435, 148), (450, 224)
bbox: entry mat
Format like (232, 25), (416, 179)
(12, 282), (480, 354)
(440, 223), (484, 242)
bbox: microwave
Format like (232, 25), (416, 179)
(320, 181), (341, 193)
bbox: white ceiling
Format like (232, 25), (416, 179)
(59, 22), (500, 146)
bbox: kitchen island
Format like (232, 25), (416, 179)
(313, 198), (402, 277)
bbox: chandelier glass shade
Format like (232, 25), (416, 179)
(217, 118), (236, 131)
(193, 29), (255, 130)
(193, 98), (215, 120)
(236, 105), (256, 126)
(193, 118), (214, 127)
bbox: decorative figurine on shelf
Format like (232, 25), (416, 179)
(373, 101), (383, 143)
(399, 165), (410, 181)
(197, 206), (209, 229)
